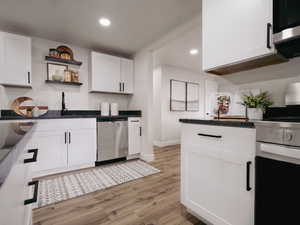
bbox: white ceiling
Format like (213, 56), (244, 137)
(154, 25), (202, 73)
(0, 0), (201, 56)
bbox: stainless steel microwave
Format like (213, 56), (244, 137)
(274, 0), (300, 58)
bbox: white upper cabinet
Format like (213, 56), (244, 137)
(202, 0), (276, 72)
(121, 58), (134, 94)
(0, 32), (31, 87)
(91, 51), (134, 94)
(91, 52), (121, 93)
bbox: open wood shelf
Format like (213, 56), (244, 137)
(45, 80), (83, 86)
(45, 56), (82, 66)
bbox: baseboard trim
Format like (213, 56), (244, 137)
(140, 153), (155, 162)
(153, 139), (180, 147)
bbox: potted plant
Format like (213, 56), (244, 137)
(241, 91), (273, 120)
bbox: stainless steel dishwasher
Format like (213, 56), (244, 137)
(96, 118), (128, 164)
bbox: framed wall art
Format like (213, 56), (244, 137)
(170, 79), (186, 111)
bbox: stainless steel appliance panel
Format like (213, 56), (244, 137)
(255, 124), (284, 145)
(97, 121), (128, 162)
(285, 82), (300, 105)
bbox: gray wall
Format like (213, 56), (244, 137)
(0, 37), (131, 110)
(218, 57), (300, 108)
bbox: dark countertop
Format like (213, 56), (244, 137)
(0, 121), (35, 186)
(0, 110), (142, 121)
(179, 119), (255, 128)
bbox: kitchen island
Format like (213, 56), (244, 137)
(0, 121), (36, 225)
(180, 119), (256, 225)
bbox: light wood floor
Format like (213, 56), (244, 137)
(33, 145), (205, 225)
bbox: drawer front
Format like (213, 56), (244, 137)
(181, 124), (256, 161)
(34, 118), (96, 131)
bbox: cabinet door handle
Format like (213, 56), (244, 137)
(65, 132), (67, 144)
(267, 23), (272, 49)
(197, 133), (222, 139)
(131, 120), (140, 122)
(246, 161), (252, 191)
(69, 132), (71, 144)
(122, 83), (125, 92)
(24, 180), (39, 205)
(24, 149), (38, 164)
(119, 82), (122, 92)
(27, 72), (31, 84)
(139, 127), (142, 136)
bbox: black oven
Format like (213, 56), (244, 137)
(274, 0), (300, 58)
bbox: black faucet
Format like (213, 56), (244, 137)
(61, 92), (67, 115)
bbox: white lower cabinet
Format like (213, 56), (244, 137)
(128, 118), (142, 155)
(68, 129), (97, 168)
(181, 124), (256, 225)
(26, 119), (97, 177)
(0, 140), (36, 225)
(29, 131), (67, 172)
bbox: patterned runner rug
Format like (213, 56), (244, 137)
(37, 160), (160, 208)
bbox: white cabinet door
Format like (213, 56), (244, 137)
(67, 129), (97, 168)
(0, 32), (31, 86)
(91, 51), (121, 93)
(121, 58), (134, 94)
(0, 148), (30, 225)
(29, 131), (68, 173)
(182, 150), (254, 225)
(128, 118), (142, 155)
(202, 0), (274, 70)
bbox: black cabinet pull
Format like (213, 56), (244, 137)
(65, 132), (67, 144)
(122, 83), (125, 92)
(267, 23), (272, 49)
(246, 161), (252, 191)
(24, 180), (39, 205)
(24, 149), (38, 163)
(140, 127), (142, 136)
(197, 133), (222, 139)
(28, 72), (31, 84)
(119, 82), (122, 92)
(69, 132), (71, 144)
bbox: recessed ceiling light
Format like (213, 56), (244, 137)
(190, 49), (199, 55)
(99, 18), (111, 27)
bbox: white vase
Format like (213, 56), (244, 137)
(247, 108), (263, 120)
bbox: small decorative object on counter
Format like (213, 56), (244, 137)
(64, 69), (72, 82)
(49, 48), (59, 58)
(217, 95), (231, 114)
(11, 97), (48, 117)
(101, 102), (110, 116)
(32, 105), (40, 117)
(241, 91), (273, 120)
(110, 103), (119, 116)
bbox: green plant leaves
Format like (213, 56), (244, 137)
(240, 91), (273, 111)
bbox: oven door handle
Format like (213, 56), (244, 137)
(246, 161), (252, 191)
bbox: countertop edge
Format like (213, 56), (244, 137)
(179, 119), (255, 129)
